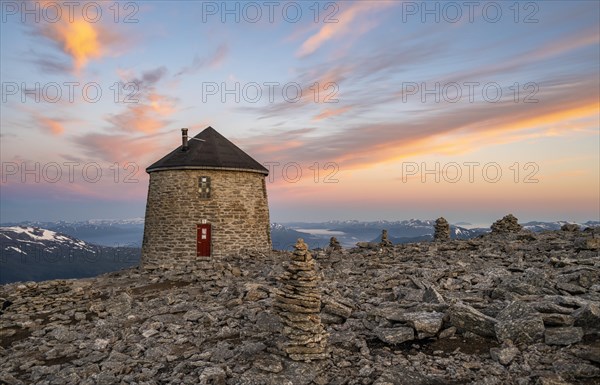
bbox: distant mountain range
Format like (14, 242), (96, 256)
(1, 219), (597, 283)
(0, 219), (145, 247)
(0, 226), (139, 284)
(283, 219), (600, 247)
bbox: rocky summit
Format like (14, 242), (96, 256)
(1, 228), (599, 385)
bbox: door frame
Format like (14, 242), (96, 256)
(196, 223), (212, 257)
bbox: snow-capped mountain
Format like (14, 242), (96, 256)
(0, 226), (140, 284)
(282, 219), (599, 247)
(1, 226), (96, 255)
(270, 223), (324, 250)
(521, 221), (600, 232)
(1, 220), (145, 247)
(283, 219), (487, 246)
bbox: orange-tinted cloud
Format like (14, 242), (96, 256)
(50, 19), (102, 71)
(297, 1), (396, 57)
(108, 94), (175, 134)
(38, 117), (66, 135)
(313, 106), (352, 121)
(108, 67), (177, 134)
(241, 78), (599, 172)
(29, 112), (70, 135)
(73, 132), (173, 166)
(27, 1), (122, 72)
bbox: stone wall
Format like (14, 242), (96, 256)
(141, 169), (271, 268)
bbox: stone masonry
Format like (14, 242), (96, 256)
(273, 239), (328, 361)
(380, 229), (393, 248)
(491, 214), (523, 234)
(142, 169), (271, 268)
(434, 217), (451, 241)
(328, 237), (342, 251)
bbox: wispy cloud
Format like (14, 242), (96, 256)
(241, 76), (599, 171)
(175, 43), (229, 76)
(73, 131), (174, 167)
(35, 115), (67, 135)
(107, 67), (177, 134)
(312, 106), (353, 121)
(296, 1), (396, 57)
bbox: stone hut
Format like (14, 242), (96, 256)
(141, 127), (271, 268)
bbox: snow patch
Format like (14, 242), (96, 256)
(6, 246), (26, 254)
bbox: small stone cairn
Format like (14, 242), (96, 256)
(491, 214), (523, 234)
(329, 236), (342, 251)
(380, 229), (393, 248)
(561, 223), (580, 232)
(273, 239), (328, 361)
(434, 217), (451, 241)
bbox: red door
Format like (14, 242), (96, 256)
(197, 224), (211, 257)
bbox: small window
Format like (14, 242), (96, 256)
(199, 176), (211, 199)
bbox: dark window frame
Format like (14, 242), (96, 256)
(199, 176), (211, 199)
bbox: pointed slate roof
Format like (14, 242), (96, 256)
(146, 126), (268, 175)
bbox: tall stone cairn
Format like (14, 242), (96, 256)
(491, 214), (523, 234)
(434, 217), (451, 241)
(329, 236), (342, 251)
(273, 239), (328, 361)
(380, 229), (393, 248)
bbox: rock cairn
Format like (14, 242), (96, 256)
(329, 237), (342, 251)
(491, 214), (522, 234)
(561, 223), (580, 232)
(434, 217), (450, 241)
(380, 230), (393, 248)
(273, 239), (328, 361)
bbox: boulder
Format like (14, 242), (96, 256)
(375, 327), (414, 344)
(495, 301), (545, 344)
(448, 302), (497, 338)
(544, 327), (583, 346)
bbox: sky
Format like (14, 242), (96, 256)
(1, 0), (599, 225)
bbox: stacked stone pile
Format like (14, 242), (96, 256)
(561, 223), (580, 232)
(434, 217), (450, 241)
(328, 237), (342, 251)
(491, 214), (523, 234)
(380, 229), (393, 248)
(273, 239), (328, 361)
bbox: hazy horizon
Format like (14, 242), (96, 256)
(2, 214), (598, 229)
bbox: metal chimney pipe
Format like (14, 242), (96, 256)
(181, 128), (188, 151)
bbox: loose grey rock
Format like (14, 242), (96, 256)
(490, 346), (519, 365)
(423, 286), (445, 304)
(448, 302), (497, 337)
(199, 366), (226, 385)
(573, 303), (600, 331)
(544, 327), (583, 345)
(1, 227), (599, 384)
(397, 311), (444, 337)
(495, 301), (545, 344)
(375, 326), (414, 344)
